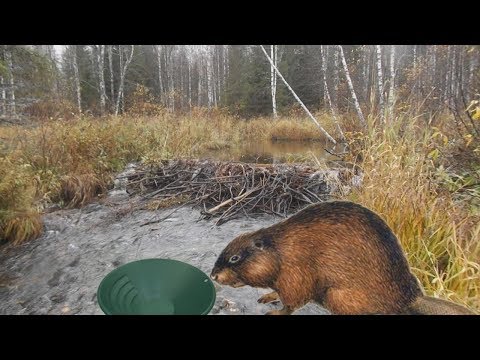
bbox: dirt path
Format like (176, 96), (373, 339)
(0, 166), (328, 315)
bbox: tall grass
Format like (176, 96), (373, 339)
(343, 116), (480, 311)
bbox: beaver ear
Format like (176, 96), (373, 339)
(253, 234), (273, 250)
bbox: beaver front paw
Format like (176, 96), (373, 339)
(257, 291), (280, 304)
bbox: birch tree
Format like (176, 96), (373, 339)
(337, 45), (366, 128)
(115, 45), (134, 116)
(469, 48), (478, 101)
(156, 45), (164, 106)
(96, 45), (106, 114)
(5, 47), (16, 117)
(260, 45), (336, 144)
(270, 45), (278, 118)
(0, 47), (6, 115)
(320, 45), (345, 141)
(333, 46), (339, 108)
(71, 46), (82, 113)
(0, 75), (5, 116)
(107, 45), (114, 112)
(376, 45), (385, 123)
(388, 45), (396, 120)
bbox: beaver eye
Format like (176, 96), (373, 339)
(229, 255), (241, 263)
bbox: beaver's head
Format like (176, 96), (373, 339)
(210, 230), (280, 289)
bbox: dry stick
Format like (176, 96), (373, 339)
(259, 45), (337, 145)
(205, 186), (262, 215)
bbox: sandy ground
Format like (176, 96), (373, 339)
(0, 166), (329, 315)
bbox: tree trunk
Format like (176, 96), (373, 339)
(115, 45), (134, 116)
(0, 76), (5, 116)
(166, 46), (175, 112)
(444, 45), (451, 104)
(260, 45), (336, 144)
(156, 45), (164, 106)
(97, 45), (106, 114)
(198, 60), (202, 107)
(388, 45), (396, 120)
(413, 45), (417, 69)
(333, 46), (339, 108)
(320, 45), (345, 141)
(188, 60), (192, 110)
(108, 45), (115, 112)
(376, 45), (385, 123)
(337, 45), (367, 128)
(469, 48), (478, 101)
(5, 47), (16, 117)
(72, 46), (82, 114)
(270, 45), (278, 118)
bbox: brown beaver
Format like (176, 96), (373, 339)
(210, 201), (475, 315)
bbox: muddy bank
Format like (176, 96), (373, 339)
(0, 166), (329, 315)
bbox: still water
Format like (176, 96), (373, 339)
(199, 139), (347, 163)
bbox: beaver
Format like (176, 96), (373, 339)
(210, 201), (475, 315)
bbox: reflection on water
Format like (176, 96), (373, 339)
(199, 139), (347, 164)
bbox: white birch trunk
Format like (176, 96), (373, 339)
(206, 60), (212, 108)
(115, 45), (134, 116)
(156, 45), (164, 105)
(388, 45), (396, 119)
(469, 49), (478, 101)
(270, 45), (278, 118)
(97, 45), (106, 114)
(260, 45), (336, 144)
(72, 46), (82, 114)
(5, 48), (16, 117)
(167, 47), (175, 112)
(108, 45), (114, 111)
(413, 45), (417, 69)
(1, 47), (6, 116)
(188, 60), (192, 109)
(376, 45), (385, 123)
(337, 45), (367, 128)
(0, 76), (5, 116)
(333, 46), (339, 108)
(198, 61), (202, 107)
(444, 45), (451, 103)
(321, 45), (345, 141)
(223, 45), (228, 90)
(431, 45), (436, 88)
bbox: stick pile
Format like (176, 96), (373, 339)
(125, 160), (357, 225)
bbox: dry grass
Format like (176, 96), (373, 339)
(343, 116), (480, 311)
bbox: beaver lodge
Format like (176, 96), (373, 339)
(124, 159), (362, 225)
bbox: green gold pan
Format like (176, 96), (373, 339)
(97, 259), (216, 315)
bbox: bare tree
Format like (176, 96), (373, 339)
(5, 47), (16, 117)
(107, 45), (115, 112)
(260, 45), (337, 144)
(333, 46), (339, 108)
(156, 45), (164, 106)
(115, 45), (134, 116)
(376, 45), (385, 123)
(338, 45), (366, 128)
(0, 46), (6, 115)
(388, 45), (396, 120)
(320, 46), (345, 141)
(270, 45), (278, 118)
(95, 45), (106, 114)
(71, 46), (82, 113)
(0, 75), (5, 116)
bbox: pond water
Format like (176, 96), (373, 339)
(199, 139), (348, 164)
